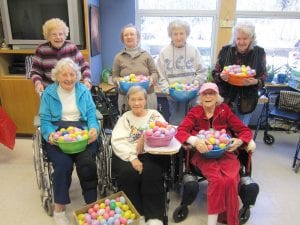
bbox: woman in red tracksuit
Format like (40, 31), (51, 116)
(175, 82), (252, 225)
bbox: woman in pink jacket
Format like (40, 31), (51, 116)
(175, 82), (252, 225)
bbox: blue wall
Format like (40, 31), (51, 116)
(88, 0), (102, 85)
(100, 0), (135, 70)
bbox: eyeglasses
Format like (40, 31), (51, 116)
(50, 32), (65, 38)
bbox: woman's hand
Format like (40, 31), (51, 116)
(227, 138), (243, 152)
(131, 158), (143, 174)
(48, 132), (56, 145)
(83, 80), (92, 90)
(220, 71), (228, 82)
(88, 128), (98, 144)
(136, 135), (144, 155)
(243, 78), (258, 86)
(35, 82), (44, 95)
(194, 139), (209, 153)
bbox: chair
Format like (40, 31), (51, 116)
(172, 141), (259, 224)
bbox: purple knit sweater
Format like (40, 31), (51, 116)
(30, 41), (91, 87)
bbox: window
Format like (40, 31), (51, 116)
(236, 0), (300, 69)
(136, 0), (218, 66)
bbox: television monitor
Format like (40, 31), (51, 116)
(0, 0), (85, 49)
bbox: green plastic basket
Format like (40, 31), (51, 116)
(55, 138), (88, 154)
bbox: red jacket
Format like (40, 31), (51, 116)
(175, 103), (252, 145)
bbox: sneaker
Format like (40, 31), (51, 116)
(53, 211), (69, 225)
(147, 219), (164, 225)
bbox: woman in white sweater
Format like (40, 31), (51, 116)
(111, 86), (168, 225)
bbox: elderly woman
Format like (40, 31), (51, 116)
(112, 24), (158, 113)
(157, 19), (207, 125)
(212, 22), (267, 125)
(39, 58), (99, 225)
(31, 18), (92, 94)
(111, 86), (168, 225)
(175, 82), (253, 225)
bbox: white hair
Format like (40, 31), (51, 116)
(167, 20), (191, 38)
(51, 58), (81, 82)
(230, 22), (257, 50)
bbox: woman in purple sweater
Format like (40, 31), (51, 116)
(30, 18), (92, 94)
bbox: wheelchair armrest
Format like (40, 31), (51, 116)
(96, 110), (103, 120)
(34, 115), (40, 127)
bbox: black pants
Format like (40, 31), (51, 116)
(112, 153), (169, 221)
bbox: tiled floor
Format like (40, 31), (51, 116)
(0, 130), (299, 225)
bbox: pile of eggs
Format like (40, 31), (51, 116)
(76, 196), (137, 225)
(144, 121), (176, 138)
(119, 73), (149, 83)
(196, 129), (230, 150)
(53, 126), (89, 142)
(223, 64), (256, 76)
(169, 82), (199, 91)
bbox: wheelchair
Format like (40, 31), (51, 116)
(172, 141), (259, 224)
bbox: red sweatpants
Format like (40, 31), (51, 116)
(192, 151), (240, 225)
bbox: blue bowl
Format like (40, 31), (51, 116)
(202, 147), (227, 159)
(169, 88), (198, 102)
(119, 80), (149, 93)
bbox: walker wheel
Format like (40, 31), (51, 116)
(173, 205), (189, 223)
(263, 134), (275, 145)
(239, 206), (250, 225)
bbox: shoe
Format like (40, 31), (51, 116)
(147, 219), (164, 225)
(53, 211), (69, 225)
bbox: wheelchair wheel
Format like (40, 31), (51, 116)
(173, 205), (189, 223)
(32, 130), (43, 189)
(43, 198), (53, 216)
(294, 161), (300, 173)
(263, 134), (275, 145)
(239, 206), (250, 225)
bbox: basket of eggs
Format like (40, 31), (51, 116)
(169, 82), (199, 102)
(119, 74), (149, 93)
(144, 121), (177, 147)
(223, 65), (256, 86)
(197, 129), (231, 159)
(53, 126), (89, 154)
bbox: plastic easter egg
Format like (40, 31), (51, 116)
(119, 196), (126, 204)
(107, 217), (115, 225)
(114, 207), (122, 214)
(219, 143), (227, 149)
(208, 137), (216, 145)
(119, 217), (127, 224)
(91, 212), (98, 219)
(105, 198), (110, 206)
(84, 213), (92, 224)
(88, 207), (95, 214)
(98, 208), (105, 215)
(100, 203), (106, 209)
(145, 129), (153, 136)
(169, 128), (176, 135)
(130, 213), (136, 220)
(153, 130), (161, 137)
(207, 144), (213, 150)
(122, 204), (129, 211)
(114, 219), (120, 225)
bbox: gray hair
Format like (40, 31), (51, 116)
(198, 94), (224, 106)
(230, 22), (257, 50)
(120, 23), (141, 44)
(126, 86), (147, 101)
(167, 20), (191, 38)
(51, 58), (81, 82)
(43, 18), (69, 41)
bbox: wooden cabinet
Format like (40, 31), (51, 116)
(0, 75), (40, 134)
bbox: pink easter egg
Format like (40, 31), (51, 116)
(88, 207), (95, 214)
(91, 212), (98, 219)
(220, 129), (226, 134)
(207, 144), (213, 150)
(120, 217), (127, 224)
(145, 129), (153, 136)
(105, 198), (110, 205)
(169, 128), (176, 135)
(153, 130), (161, 137)
(109, 210), (115, 217)
(152, 126), (159, 132)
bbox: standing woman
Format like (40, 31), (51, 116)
(212, 22), (267, 125)
(112, 24), (158, 113)
(157, 20), (207, 125)
(30, 18), (92, 94)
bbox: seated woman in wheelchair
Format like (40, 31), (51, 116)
(111, 86), (168, 225)
(39, 58), (99, 225)
(175, 82), (253, 225)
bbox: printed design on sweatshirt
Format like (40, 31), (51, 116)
(127, 112), (162, 143)
(164, 56), (195, 72)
